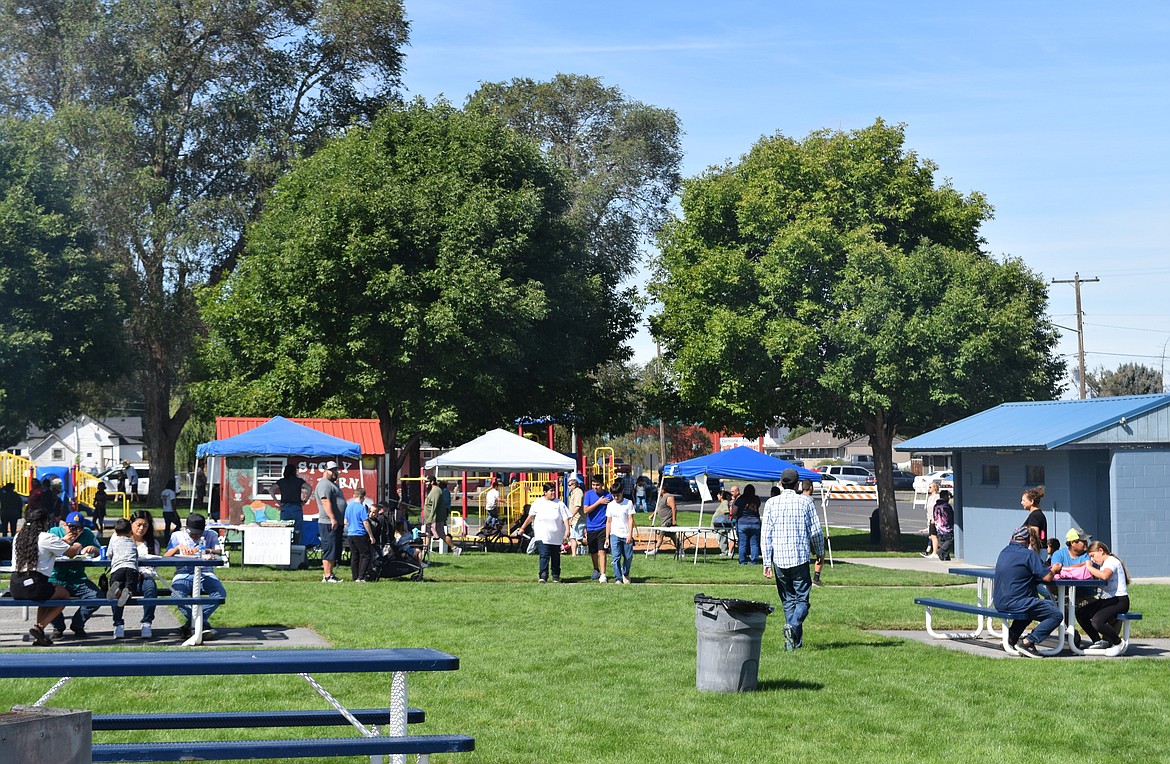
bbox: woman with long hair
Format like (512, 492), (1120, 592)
(1078, 540), (1132, 656)
(10, 507), (81, 645)
(110, 510), (162, 639)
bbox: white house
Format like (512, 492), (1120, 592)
(6, 417), (145, 472)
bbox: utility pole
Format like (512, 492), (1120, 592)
(656, 338), (666, 475)
(1052, 272), (1100, 399)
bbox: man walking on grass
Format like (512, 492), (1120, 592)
(762, 468), (824, 651)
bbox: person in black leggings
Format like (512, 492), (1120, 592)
(1078, 540), (1131, 655)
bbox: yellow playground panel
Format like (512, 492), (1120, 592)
(76, 468), (131, 520)
(592, 447), (616, 488)
(1, 451), (34, 496)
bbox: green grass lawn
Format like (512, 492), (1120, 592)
(5, 529), (1167, 763)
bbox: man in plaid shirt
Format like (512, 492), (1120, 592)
(762, 468), (825, 650)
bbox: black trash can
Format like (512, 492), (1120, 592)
(870, 508), (881, 545)
(694, 594), (774, 692)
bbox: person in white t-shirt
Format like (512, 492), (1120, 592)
(605, 480), (637, 584)
(484, 478), (501, 519)
(1079, 540), (1131, 656)
(512, 482), (571, 583)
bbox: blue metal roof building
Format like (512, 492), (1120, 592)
(899, 394), (1170, 575)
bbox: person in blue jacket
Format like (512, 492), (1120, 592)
(993, 526), (1060, 658)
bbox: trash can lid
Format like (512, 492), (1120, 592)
(694, 593), (774, 614)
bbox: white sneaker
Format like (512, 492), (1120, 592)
(925, 553), (940, 560)
(453, 547), (462, 556)
(645, 548), (657, 556)
(1104, 643), (1125, 657)
(599, 574), (607, 583)
(140, 623), (152, 639)
(113, 625), (125, 639)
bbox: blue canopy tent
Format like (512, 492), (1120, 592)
(663, 446), (821, 483)
(662, 446), (820, 527)
(194, 417), (363, 540)
(195, 416), (362, 460)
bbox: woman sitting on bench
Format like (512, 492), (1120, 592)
(10, 506), (93, 646)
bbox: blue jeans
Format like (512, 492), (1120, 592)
(170, 575), (227, 625)
(280, 504), (304, 544)
(774, 563), (813, 648)
(737, 521), (761, 564)
(610, 535), (633, 581)
(536, 541), (561, 581)
(1007, 597), (1064, 646)
(113, 574), (157, 626)
(635, 496), (648, 512)
(50, 578), (101, 632)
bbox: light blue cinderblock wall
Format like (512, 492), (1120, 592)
(1110, 451), (1170, 577)
(954, 450), (1111, 566)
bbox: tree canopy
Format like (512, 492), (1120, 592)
(0, 118), (125, 445)
(1087, 362), (1164, 397)
(0, 0), (409, 497)
(651, 120), (1064, 548)
(467, 73), (682, 283)
(198, 100), (636, 465)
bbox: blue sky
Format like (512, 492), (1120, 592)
(402, 2), (1170, 391)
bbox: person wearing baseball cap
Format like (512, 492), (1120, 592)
(761, 467), (824, 651)
(566, 476), (585, 556)
(164, 512), (227, 638)
(46, 510), (104, 639)
(313, 462), (348, 582)
(992, 526), (1060, 657)
(1050, 528), (1093, 582)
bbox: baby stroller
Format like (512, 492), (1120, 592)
(368, 522), (426, 582)
(369, 541), (425, 582)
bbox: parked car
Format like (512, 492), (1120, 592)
(661, 476), (695, 500)
(690, 476), (724, 499)
(912, 470), (954, 493)
(815, 471), (868, 489)
(96, 464), (151, 495)
(891, 469), (916, 491)
(816, 465), (877, 486)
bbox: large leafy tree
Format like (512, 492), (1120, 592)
(0, 118), (125, 446)
(467, 74), (681, 303)
(198, 100), (633, 470)
(652, 120), (1064, 549)
(1087, 362), (1163, 397)
(0, 0), (408, 498)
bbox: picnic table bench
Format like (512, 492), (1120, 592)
(915, 567), (1142, 656)
(0, 648), (474, 763)
(3, 556), (226, 645)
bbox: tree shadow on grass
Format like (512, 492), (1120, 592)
(808, 639), (905, 652)
(755, 678), (824, 692)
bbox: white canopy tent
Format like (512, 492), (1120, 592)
(424, 428), (576, 473)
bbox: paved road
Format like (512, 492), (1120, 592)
(676, 493), (927, 535)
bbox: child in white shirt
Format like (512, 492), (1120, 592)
(605, 480), (637, 584)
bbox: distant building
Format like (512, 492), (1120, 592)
(899, 394), (1170, 576)
(6, 417), (144, 472)
(782, 430), (906, 468)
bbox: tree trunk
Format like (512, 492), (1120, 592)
(141, 349), (192, 505)
(865, 413), (902, 551)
